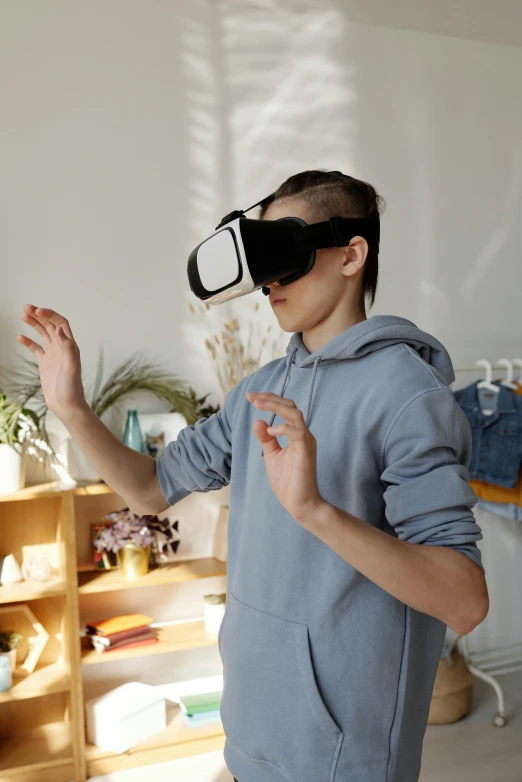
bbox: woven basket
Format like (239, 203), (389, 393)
(428, 642), (474, 724)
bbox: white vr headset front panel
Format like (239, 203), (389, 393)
(197, 218), (255, 304)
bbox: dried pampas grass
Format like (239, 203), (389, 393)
(189, 300), (284, 397)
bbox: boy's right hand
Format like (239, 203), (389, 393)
(17, 304), (87, 421)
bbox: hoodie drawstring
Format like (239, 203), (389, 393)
(263, 349), (320, 454)
(305, 356), (321, 425)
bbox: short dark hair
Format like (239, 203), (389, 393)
(258, 169), (385, 309)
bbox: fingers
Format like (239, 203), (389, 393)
(247, 392), (306, 427)
(246, 391), (295, 407)
(21, 309), (52, 347)
(23, 304), (75, 342)
(266, 423), (312, 443)
(16, 334), (45, 359)
(252, 419), (283, 457)
(55, 324), (74, 351)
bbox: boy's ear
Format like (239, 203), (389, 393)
(341, 236), (368, 276)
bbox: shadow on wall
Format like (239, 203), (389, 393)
(178, 0), (358, 383)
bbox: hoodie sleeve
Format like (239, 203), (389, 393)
(155, 375), (248, 506)
(380, 386), (485, 572)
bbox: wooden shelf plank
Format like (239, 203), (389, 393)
(0, 480), (114, 503)
(0, 481), (65, 503)
(78, 557), (227, 594)
(73, 482), (114, 497)
(0, 662), (70, 703)
(0, 577), (66, 604)
(0, 721), (72, 773)
(86, 707), (224, 776)
(81, 620), (219, 664)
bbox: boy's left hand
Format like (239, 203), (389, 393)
(246, 391), (325, 526)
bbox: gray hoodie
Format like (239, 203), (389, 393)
(156, 314), (484, 782)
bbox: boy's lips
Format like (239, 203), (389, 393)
(270, 297), (286, 306)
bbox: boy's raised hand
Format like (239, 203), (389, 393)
(17, 305), (87, 420)
(246, 391), (325, 527)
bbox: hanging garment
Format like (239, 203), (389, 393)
(468, 381), (522, 519)
(156, 315), (484, 782)
(453, 380), (522, 488)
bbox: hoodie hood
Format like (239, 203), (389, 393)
(272, 315), (455, 428)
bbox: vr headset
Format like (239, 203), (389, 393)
(187, 196), (380, 304)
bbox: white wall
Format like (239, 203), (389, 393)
(2, 1), (522, 656)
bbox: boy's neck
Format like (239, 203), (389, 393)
(301, 307), (368, 355)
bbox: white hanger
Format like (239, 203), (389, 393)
(476, 360), (500, 393)
(497, 358), (518, 390)
(476, 360), (500, 415)
(511, 358), (522, 384)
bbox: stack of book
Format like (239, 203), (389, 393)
(86, 613), (158, 655)
(179, 689), (222, 727)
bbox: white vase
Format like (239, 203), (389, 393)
(0, 444), (25, 495)
(204, 599), (226, 633)
(0, 649), (17, 673)
(66, 438), (101, 482)
(0, 554), (23, 585)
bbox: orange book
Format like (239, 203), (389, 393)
(86, 613), (153, 637)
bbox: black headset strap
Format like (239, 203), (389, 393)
(293, 215), (380, 253)
(215, 198), (268, 229)
(217, 202), (380, 252)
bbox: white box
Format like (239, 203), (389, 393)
(85, 682), (167, 754)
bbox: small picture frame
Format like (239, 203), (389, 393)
(138, 412), (187, 460)
(0, 604), (49, 674)
(90, 521), (119, 571)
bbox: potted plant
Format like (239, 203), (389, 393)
(2, 349), (214, 483)
(93, 509), (158, 581)
(0, 631), (24, 672)
(0, 389), (42, 495)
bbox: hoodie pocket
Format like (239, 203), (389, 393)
(219, 591), (343, 782)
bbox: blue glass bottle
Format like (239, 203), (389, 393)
(123, 410), (144, 453)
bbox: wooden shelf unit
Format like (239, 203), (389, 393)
(0, 720), (74, 782)
(0, 578), (66, 604)
(86, 706), (224, 777)
(78, 556), (226, 594)
(0, 661), (70, 703)
(0, 481), (227, 781)
(81, 619), (219, 664)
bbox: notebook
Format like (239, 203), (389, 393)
(86, 614), (153, 636)
(91, 629), (156, 652)
(179, 690), (222, 716)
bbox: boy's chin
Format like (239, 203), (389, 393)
(274, 313), (305, 333)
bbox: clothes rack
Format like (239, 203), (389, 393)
(450, 363), (522, 727)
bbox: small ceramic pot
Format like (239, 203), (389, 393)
(0, 444), (25, 495)
(117, 543), (151, 580)
(204, 593), (226, 633)
(0, 655), (12, 692)
(0, 649), (17, 674)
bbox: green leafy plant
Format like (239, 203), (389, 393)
(0, 389), (42, 452)
(0, 631), (24, 653)
(184, 387), (221, 420)
(88, 348), (202, 424)
(2, 348), (217, 459)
